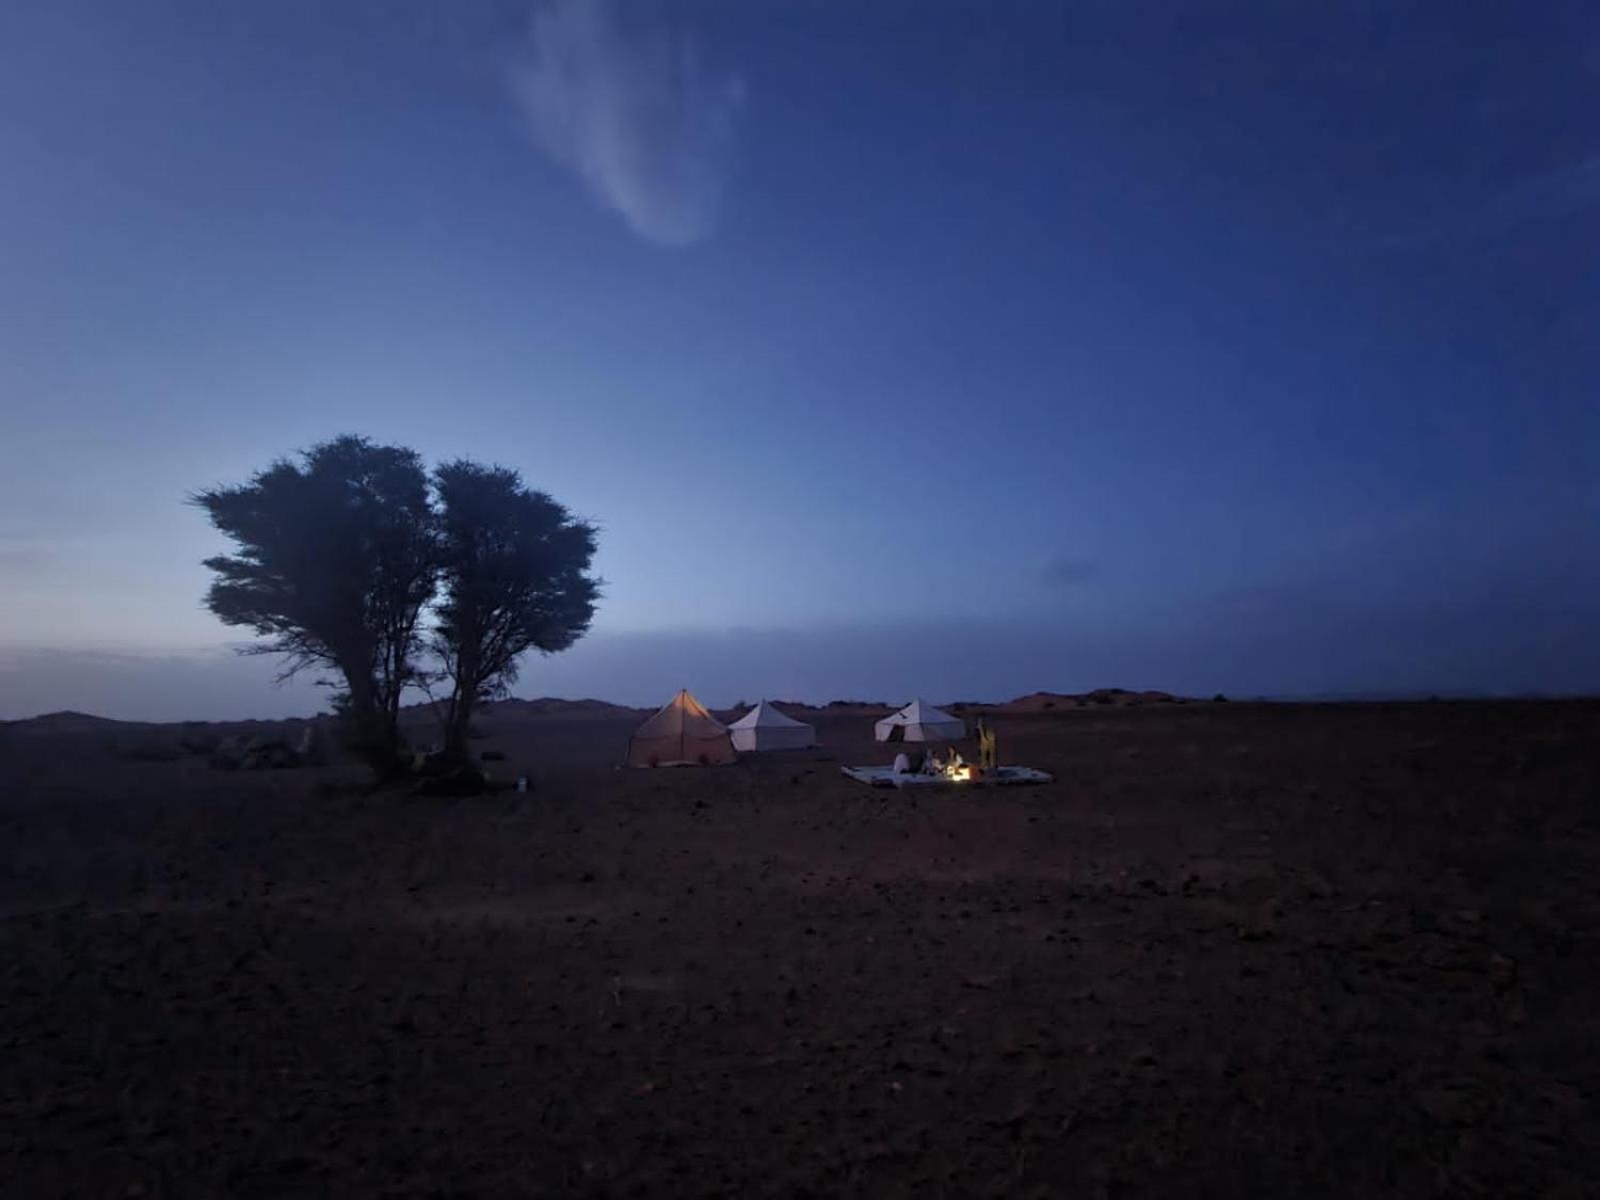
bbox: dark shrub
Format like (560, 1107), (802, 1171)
(120, 742), (184, 763)
(415, 766), (488, 796)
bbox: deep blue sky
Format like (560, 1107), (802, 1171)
(2, 1), (1596, 718)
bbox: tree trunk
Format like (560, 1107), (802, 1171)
(442, 671), (477, 765)
(340, 667), (403, 778)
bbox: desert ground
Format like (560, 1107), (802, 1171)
(3, 699), (1597, 1197)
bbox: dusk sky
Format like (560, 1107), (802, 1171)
(2, 1), (1597, 720)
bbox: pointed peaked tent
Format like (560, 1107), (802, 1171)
(627, 689), (737, 767)
(874, 699), (965, 743)
(729, 701), (816, 752)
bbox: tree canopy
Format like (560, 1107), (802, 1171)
(431, 460), (600, 760)
(193, 436), (599, 776)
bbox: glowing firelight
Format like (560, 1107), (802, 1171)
(939, 751), (972, 782)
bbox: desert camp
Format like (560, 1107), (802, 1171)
(4, 4), (1596, 1196)
(727, 699), (815, 752)
(874, 698), (966, 743)
(625, 689), (737, 767)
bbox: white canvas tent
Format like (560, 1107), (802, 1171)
(874, 699), (965, 743)
(626, 689), (737, 767)
(728, 701), (816, 752)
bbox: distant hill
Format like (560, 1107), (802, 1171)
(783, 699), (894, 713)
(1, 710), (134, 736)
(486, 697), (644, 719)
(400, 696), (643, 722)
(995, 689), (1189, 712)
(1268, 690), (1529, 702)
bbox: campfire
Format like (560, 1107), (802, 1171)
(937, 751), (973, 782)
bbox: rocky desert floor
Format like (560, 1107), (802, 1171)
(3, 701), (1598, 1197)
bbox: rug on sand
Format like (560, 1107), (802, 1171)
(841, 765), (1053, 789)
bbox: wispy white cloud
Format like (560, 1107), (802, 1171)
(508, 0), (743, 246)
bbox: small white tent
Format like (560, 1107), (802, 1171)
(874, 699), (965, 743)
(626, 689), (737, 767)
(728, 701), (816, 752)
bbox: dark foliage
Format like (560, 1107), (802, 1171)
(118, 742), (184, 763)
(192, 436), (436, 773)
(430, 461), (600, 761)
(413, 765), (490, 797)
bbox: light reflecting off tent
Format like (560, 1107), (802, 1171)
(626, 689), (736, 767)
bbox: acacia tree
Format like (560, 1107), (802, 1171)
(193, 436), (436, 772)
(430, 460), (599, 762)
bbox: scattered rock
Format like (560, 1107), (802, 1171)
(1488, 953), (1518, 994)
(1238, 898), (1281, 941)
(1414, 1078), (1491, 1126)
(1299, 870), (1337, 900)
(209, 734), (302, 771)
